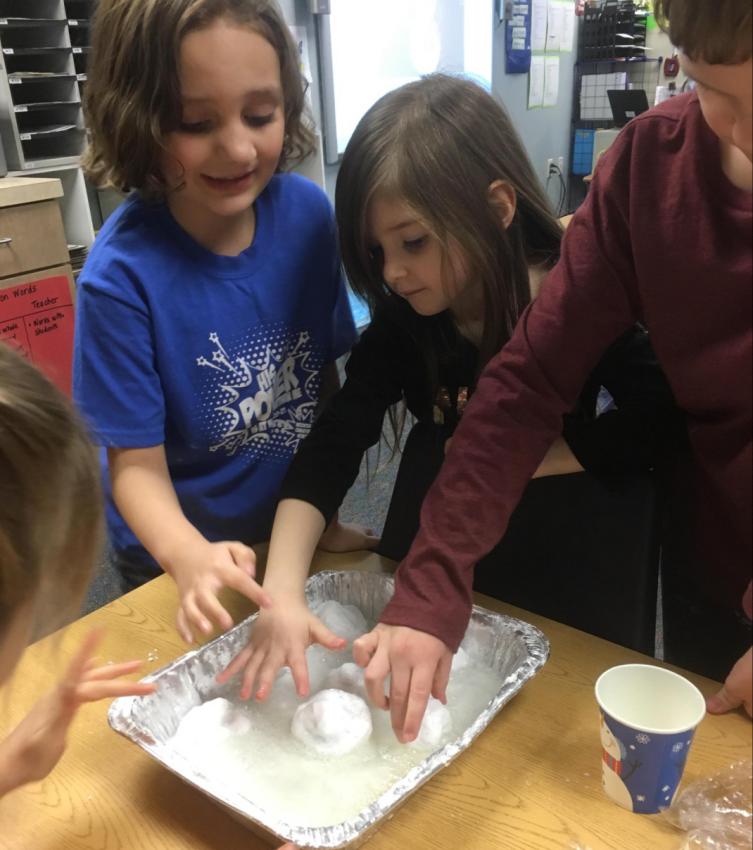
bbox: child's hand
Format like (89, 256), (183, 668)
(353, 623), (452, 743)
(216, 599), (346, 700)
(168, 539), (273, 643)
(317, 518), (380, 554)
(707, 647), (753, 718)
(0, 630), (155, 796)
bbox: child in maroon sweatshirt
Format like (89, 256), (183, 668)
(357, 0), (753, 741)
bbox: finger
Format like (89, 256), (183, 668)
(240, 652), (265, 701)
(353, 631), (379, 668)
(388, 655), (413, 739)
(176, 608), (195, 644)
(76, 679), (157, 702)
(363, 644), (391, 711)
(195, 590), (234, 633)
(431, 653), (452, 705)
(400, 665), (433, 744)
(706, 685), (743, 715)
(226, 541), (257, 578)
(183, 596), (213, 637)
(64, 629), (106, 685)
(254, 655), (285, 701)
(310, 619), (347, 651)
(216, 644), (255, 685)
(84, 660), (144, 681)
(224, 570), (273, 610)
(288, 650), (311, 698)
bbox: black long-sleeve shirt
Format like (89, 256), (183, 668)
(279, 300), (685, 525)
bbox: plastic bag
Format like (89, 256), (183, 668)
(662, 761), (752, 850)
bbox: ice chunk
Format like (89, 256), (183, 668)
(292, 689), (373, 756)
(171, 697), (252, 748)
(450, 646), (472, 675)
(312, 600), (369, 644)
(409, 697), (452, 750)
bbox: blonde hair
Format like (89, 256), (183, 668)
(83, 0), (315, 197)
(0, 347), (103, 637)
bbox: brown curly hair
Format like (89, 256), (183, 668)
(83, 0), (315, 197)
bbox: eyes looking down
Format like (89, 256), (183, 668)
(365, 193), (470, 316)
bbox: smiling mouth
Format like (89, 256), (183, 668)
(204, 172), (254, 184)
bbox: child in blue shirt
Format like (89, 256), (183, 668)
(74, 0), (356, 644)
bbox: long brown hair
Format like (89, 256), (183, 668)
(0, 347), (103, 638)
(336, 73), (562, 387)
(83, 0), (315, 197)
(654, 0), (752, 64)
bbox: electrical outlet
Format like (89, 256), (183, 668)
(546, 157), (555, 173)
(557, 156), (565, 173)
(547, 157), (565, 175)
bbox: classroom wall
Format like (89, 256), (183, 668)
(317, 10), (581, 209)
(491, 19), (580, 208)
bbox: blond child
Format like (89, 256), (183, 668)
(0, 345), (154, 797)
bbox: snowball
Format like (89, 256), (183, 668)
(324, 662), (369, 702)
(409, 697), (452, 750)
(291, 689), (373, 756)
(171, 697), (252, 747)
(312, 600), (369, 644)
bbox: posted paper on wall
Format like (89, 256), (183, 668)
(528, 54), (545, 108)
(543, 54), (560, 107)
(546, 0), (564, 52)
(560, 2), (576, 52)
(531, 0), (548, 51)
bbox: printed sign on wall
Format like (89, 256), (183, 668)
(0, 274), (75, 395)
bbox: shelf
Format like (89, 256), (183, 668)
(8, 71), (77, 82)
(0, 18), (68, 28)
(14, 99), (79, 112)
(2, 46), (70, 55)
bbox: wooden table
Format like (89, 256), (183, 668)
(1, 550), (749, 850)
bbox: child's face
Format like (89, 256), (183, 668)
(680, 55), (753, 162)
(366, 193), (471, 318)
(161, 18), (286, 234)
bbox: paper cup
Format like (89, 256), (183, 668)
(595, 664), (706, 814)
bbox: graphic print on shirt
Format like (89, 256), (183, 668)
(196, 326), (323, 463)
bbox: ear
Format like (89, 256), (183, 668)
(488, 180), (517, 230)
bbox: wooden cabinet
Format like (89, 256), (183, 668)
(0, 175), (76, 395)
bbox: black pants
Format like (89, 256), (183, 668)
(378, 423), (661, 655)
(111, 548), (163, 594)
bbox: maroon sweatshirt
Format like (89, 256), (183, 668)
(380, 93), (753, 650)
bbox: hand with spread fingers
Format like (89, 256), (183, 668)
(353, 623), (452, 743)
(0, 629), (156, 797)
(168, 539), (273, 644)
(216, 597), (346, 701)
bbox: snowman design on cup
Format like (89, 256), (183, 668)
(600, 713), (640, 811)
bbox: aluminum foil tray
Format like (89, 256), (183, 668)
(109, 570), (549, 848)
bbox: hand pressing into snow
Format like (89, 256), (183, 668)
(217, 598), (346, 701)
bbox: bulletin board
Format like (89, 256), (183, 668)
(0, 269), (75, 396)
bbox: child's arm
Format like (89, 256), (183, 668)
(217, 498), (348, 699)
(109, 445), (271, 643)
(0, 630), (155, 798)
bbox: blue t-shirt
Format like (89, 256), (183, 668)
(74, 173), (356, 560)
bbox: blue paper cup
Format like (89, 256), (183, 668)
(595, 664), (706, 814)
